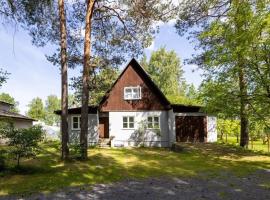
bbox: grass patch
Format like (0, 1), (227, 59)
(0, 142), (269, 196)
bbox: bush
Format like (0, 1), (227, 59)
(0, 125), (45, 167)
(0, 149), (7, 171)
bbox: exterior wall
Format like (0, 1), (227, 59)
(109, 111), (170, 147)
(68, 114), (99, 146)
(207, 116), (218, 142)
(168, 109), (175, 146)
(13, 119), (33, 129)
(100, 64), (167, 111)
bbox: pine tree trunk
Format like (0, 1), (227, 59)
(81, 0), (95, 159)
(58, 0), (69, 159)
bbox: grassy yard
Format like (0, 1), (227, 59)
(218, 136), (270, 153)
(0, 142), (270, 197)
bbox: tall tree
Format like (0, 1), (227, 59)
(141, 47), (184, 95)
(79, 0), (176, 159)
(58, 0), (69, 159)
(175, 0), (270, 147)
(45, 95), (61, 126)
(27, 97), (45, 121)
(0, 93), (19, 113)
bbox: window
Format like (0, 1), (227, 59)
(72, 116), (81, 130)
(124, 86), (141, 100)
(147, 116), (160, 129)
(123, 116), (135, 129)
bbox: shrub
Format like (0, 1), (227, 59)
(0, 125), (45, 167)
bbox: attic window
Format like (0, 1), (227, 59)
(124, 86), (141, 100)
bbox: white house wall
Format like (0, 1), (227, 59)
(68, 114), (99, 146)
(207, 116), (218, 142)
(109, 111), (170, 147)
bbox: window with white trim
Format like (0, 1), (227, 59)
(123, 116), (135, 129)
(124, 86), (141, 100)
(72, 116), (81, 130)
(147, 116), (160, 129)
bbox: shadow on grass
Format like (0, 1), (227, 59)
(0, 142), (269, 197)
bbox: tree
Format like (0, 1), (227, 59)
(70, 67), (119, 105)
(45, 95), (61, 126)
(0, 125), (44, 167)
(79, 0), (176, 159)
(175, 0), (270, 147)
(0, 68), (9, 89)
(141, 47), (184, 95)
(27, 98), (45, 121)
(0, 93), (19, 113)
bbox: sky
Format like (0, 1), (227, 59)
(0, 22), (203, 115)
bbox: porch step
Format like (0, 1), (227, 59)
(98, 138), (111, 148)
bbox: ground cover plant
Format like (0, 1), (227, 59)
(0, 142), (269, 197)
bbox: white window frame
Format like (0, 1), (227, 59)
(72, 116), (81, 130)
(122, 116), (135, 129)
(124, 86), (141, 100)
(147, 116), (160, 129)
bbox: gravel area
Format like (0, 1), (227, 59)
(2, 170), (270, 200)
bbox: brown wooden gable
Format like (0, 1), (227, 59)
(99, 58), (171, 111)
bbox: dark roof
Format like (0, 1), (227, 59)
(171, 104), (203, 113)
(54, 106), (98, 115)
(0, 100), (13, 106)
(99, 58), (171, 109)
(0, 110), (35, 121)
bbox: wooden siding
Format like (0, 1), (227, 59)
(175, 116), (207, 142)
(100, 64), (168, 111)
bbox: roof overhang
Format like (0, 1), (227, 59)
(54, 106), (98, 115)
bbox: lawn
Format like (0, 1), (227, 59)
(218, 136), (270, 153)
(0, 142), (269, 197)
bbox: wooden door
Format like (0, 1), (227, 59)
(175, 116), (206, 142)
(99, 117), (109, 138)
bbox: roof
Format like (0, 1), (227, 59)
(0, 100), (13, 106)
(171, 104), (203, 113)
(54, 106), (98, 115)
(0, 110), (36, 121)
(99, 58), (171, 109)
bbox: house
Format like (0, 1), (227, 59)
(0, 101), (35, 129)
(55, 58), (217, 147)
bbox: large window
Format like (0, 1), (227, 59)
(123, 116), (135, 129)
(124, 86), (141, 100)
(147, 116), (160, 129)
(72, 116), (81, 130)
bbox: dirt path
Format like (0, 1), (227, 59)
(3, 170), (270, 200)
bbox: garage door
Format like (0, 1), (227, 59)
(175, 116), (207, 142)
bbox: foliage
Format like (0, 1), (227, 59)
(44, 95), (60, 126)
(70, 67), (119, 105)
(217, 119), (240, 140)
(175, 0), (270, 147)
(141, 47), (184, 95)
(0, 93), (19, 113)
(0, 69), (9, 89)
(26, 98), (45, 121)
(0, 142), (269, 195)
(0, 125), (44, 167)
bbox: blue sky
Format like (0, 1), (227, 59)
(0, 22), (203, 114)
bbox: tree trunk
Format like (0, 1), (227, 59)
(239, 66), (249, 148)
(80, 0), (95, 159)
(58, 0), (69, 159)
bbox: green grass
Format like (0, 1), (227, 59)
(219, 136), (270, 153)
(0, 142), (269, 196)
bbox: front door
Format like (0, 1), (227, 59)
(99, 117), (109, 138)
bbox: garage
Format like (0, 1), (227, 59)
(175, 116), (207, 142)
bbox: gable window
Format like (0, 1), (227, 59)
(123, 116), (135, 129)
(124, 86), (141, 100)
(72, 116), (81, 130)
(147, 116), (160, 129)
